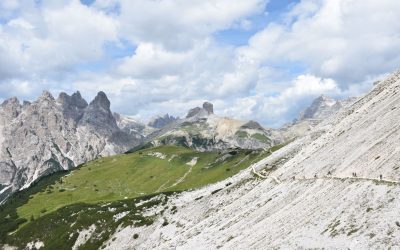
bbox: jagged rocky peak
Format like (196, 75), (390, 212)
(0, 89), (142, 203)
(90, 91), (111, 110)
(39, 90), (55, 101)
(1, 97), (21, 118)
(298, 95), (341, 121)
(241, 120), (264, 130)
(57, 91), (88, 109)
(186, 101), (214, 118)
(148, 114), (178, 128)
(1, 96), (20, 107)
(79, 91), (119, 133)
(203, 102), (214, 114)
(57, 91), (88, 122)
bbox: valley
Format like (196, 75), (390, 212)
(0, 144), (284, 249)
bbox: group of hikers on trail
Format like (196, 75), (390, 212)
(289, 171), (384, 181)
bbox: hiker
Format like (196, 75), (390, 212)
(314, 174), (317, 178)
(354, 172), (357, 177)
(292, 176), (296, 180)
(327, 171), (331, 176)
(380, 174), (383, 180)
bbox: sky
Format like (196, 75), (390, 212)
(0, 0), (399, 127)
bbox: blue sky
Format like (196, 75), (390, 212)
(0, 0), (399, 127)
(215, 0), (300, 46)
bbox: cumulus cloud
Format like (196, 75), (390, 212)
(1, 0), (400, 127)
(118, 0), (267, 51)
(238, 0), (400, 85)
(0, 0), (118, 80)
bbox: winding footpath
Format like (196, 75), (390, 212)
(251, 165), (400, 185)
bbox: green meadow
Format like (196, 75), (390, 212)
(0, 144), (286, 248)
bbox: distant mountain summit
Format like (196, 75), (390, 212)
(298, 95), (356, 121)
(0, 91), (141, 202)
(279, 95), (356, 140)
(148, 114), (178, 128)
(143, 102), (278, 151)
(57, 91), (88, 122)
(186, 102), (214, 118)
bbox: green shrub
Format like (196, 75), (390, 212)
(162, 219), (169, 227)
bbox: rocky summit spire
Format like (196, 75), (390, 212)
(79, 91), (119, 134)
(186, 101), (214, 118)
(1, 97), (21, 118)
(148, 114), (178, 128)
(71, 91), (88, 109)
(90, 91), (110, 110)
(57, 91), (88, 122)
(203, 102), (214, 115)
(40, 90), (55, 100)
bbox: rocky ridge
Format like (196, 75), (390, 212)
(0, 91), (140, 203)
(148, 114), (178, 129)
(280, 95), (356, 140)
(146, 102), (277, 151)
(114, 113), (155, 140)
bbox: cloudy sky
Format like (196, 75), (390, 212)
(0, 0), (399, 127)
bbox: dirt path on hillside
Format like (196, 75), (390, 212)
(251, 166), (400, 185)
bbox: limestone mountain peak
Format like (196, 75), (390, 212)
(186, 101), (214, 118)
(90, 91), (111, 110)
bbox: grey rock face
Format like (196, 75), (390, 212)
(148, 114), (178, 128)
(298, 95), (355, 122)
(0, 91), (140, 203)
(149, 103), (276, 151)
(279, 95), (357, 141)
(241, 120), (264, 130)
(79, 91), (119, 135)
(186, 102), (214, 118)
(202, 102), (214, 115)
(57, 91), (88, 122)
(114, 112), (155, 141)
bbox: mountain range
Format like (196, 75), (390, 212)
(0, 81), (368, 249)
(0, 91), (140, 202)
(0, 90), (351, 204)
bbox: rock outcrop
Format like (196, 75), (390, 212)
(298, 95), (356, 122)
(0, 91), (140, 203)
(114, 112), (155, 140)
(186, 102), (214, 119)
(148, 114), (178, 129)
(279, 95), (356, 140)
(57, 91), (88, 122)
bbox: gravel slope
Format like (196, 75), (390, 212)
(106, 71), (400, 249)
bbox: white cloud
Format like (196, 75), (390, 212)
(1, 0), (400, 127)
(237, 0), (400, 86)
(218, 74), (342, 127)
(118, 0), (268, 51)
(0, 0), (118, 79)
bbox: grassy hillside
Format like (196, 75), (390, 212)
(0, 144), (286, 249)
(17, 145), (268, 221)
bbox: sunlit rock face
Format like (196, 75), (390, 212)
(0, 91), (141, 203)
(146, 102), (278, 151)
